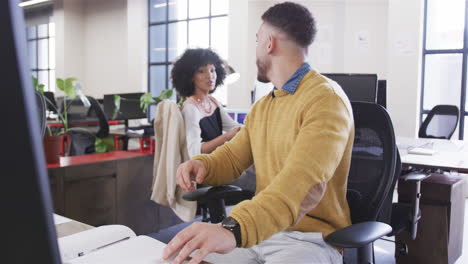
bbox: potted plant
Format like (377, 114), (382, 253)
(35, 77), (114, 163)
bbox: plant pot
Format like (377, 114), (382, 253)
(43, 135), (64, 164)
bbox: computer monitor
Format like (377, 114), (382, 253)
(377, 80), (387, 108)
(3, 0), (61, 263)
(323, 73), (378, 103)
(103, 93), (146, 120)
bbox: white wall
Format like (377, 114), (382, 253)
(386, 0), (424, 137)
(54, 0), (147, 99)
(230, 0), (389, 109)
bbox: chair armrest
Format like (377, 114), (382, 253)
(325, 221), (392, 248)
(401, 171), (431, 182)
(182, 185), (242, 203)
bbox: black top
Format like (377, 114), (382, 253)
(199, 107), (222, 142)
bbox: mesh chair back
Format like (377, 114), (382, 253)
(66, 96), (109, 156)
(65, 96), (109, 138)
(35, 91), (47, 137)
(347, 102), (397, 224)
(43, 91), (57, 113)
(419, 105), (459, 139)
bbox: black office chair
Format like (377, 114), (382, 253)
(66, 96), (110, 156)
(418, 105), (459, 139)
(149, 168), (255, 244)
(43, 91), (58, 116)
(35, 91), (47, 137)
(324, 102), (398, 264)
(325, 102), (430, 264)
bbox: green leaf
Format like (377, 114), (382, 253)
(112, 95), (121, 120)
(140, 93), (153, 112)
(56, 78), (65, 91)
(177, 97), (184, 106)
(159, 89), (173, 100)
(64, 77), (77, 99)
(38, 84), (44, 94)
(95, 137), (115, 153)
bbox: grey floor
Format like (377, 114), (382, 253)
(373, 193), (468, 264)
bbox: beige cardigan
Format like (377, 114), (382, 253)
(151, 100), (196, 222)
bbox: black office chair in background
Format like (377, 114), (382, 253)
(66, 96), (110, 156)
(418, 105), (459, 139)
(35, 91), (47, 137)
(43, 91), (58, 117)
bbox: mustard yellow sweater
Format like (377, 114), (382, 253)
(194, 69), (354, 248)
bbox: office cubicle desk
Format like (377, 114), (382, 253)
(47, 151), (182, 236)
(397, 136), (468, 173)
(396, 137), (466, 264)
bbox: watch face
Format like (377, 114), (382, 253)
(223, 218), (238, 229)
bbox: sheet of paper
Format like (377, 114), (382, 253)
(65, 235), (189, 264)
(58, 225), (136, 262)
(54, 214), (72, 225)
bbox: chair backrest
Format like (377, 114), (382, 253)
(418, 104), (459, 139)
(347, 102), (397, 224)
(66, 96), (109, 156)
(35, 91), (47, 137)
(65, 96), (109, 138)
(43, 91), (57, 113)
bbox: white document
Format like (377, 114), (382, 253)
(58, 225), (187, 264)
(54, 214), (72, 225)
(407, 147), (436, 156)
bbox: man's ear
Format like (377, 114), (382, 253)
(267, 34), (276, 54)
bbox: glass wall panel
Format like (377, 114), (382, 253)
(426, 0), (465, 50)
(150, 0), (167, 24)
(188, 19), (209, 48)
(423, 54), (462, 110)
(168, 21), (187, 61)
(149, 25), (167, 63)
(168, 0), (187, 20)
(188, 0), (209, 18)
(211, 16), (228, 59)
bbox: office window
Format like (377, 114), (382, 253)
(421, 0), (467, 139)
(148, 0), (229, 118)
(27, 22), (55, 92)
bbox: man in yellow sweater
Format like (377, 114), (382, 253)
(163, 2), (354, 264)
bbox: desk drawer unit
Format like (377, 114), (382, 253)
(396, 173), (465, 264)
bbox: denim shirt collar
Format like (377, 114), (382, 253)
(271, 62), (312, 97)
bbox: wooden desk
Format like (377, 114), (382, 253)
(48, 151), (182, 235)
(396, 173), (465, 264)
(397, 136), (468, 173)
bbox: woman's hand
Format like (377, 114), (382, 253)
(224, 127), (241, 141)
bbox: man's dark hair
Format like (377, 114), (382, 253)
(261, 2), (317, 47)
(171, 48), (226, 97)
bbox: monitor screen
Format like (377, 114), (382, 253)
(323, 73), (378, 103)
(3, 0), (61, 263)
(103, 93), (146, 120)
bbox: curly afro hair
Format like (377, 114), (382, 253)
(171, 48), (226, 97)
(261, 2), (317, 47)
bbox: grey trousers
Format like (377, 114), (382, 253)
(202, 231), (343, 264)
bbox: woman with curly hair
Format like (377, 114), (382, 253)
(171, 48), (241, 158)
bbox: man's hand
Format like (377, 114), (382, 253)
(162, 222), (237, 264)
(176, 160), (207, 192)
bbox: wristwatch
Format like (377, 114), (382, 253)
(221, 217), (242, 247)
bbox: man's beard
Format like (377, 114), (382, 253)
(256, 57), (271, 83)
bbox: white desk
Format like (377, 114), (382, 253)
(397, 136), (468, 173)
